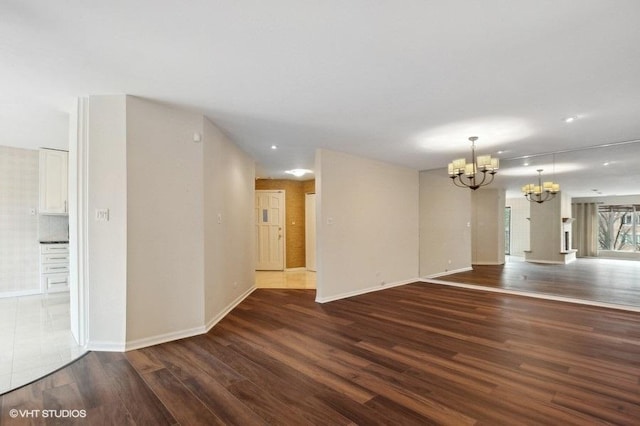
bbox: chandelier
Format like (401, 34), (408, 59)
(448, 136), (499, 190)
(522, 169), (560, 203)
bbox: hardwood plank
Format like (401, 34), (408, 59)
(100, 358), (176, 425)
(140, 368), (223, 426)
(2, 283), (640, 424)
(438, 256), (640, 307)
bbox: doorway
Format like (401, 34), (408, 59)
(255, 190), (286, 270)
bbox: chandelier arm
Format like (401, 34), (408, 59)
(482, 171), (496, 186)
(451, 176), (470, 188)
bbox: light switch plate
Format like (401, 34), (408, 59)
(95, 208), (110, 222)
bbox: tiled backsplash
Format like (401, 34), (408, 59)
(38, 215), (69, 242)
(0, 146), (40, 295)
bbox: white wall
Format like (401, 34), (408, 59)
(202, 117), (255, 327)
(87, 95), (128, 350)
(471, 188), (505, 265)
(125, 97), (205, 345)
(506, 197), (530, 257)
(316, 149), (419, 302)
(419, 170), (472, 277)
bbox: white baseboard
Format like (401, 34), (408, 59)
(523, 259), (566, 265)
(315, 278), (419, 303)
(472, 261), (505, 266)
(204, 285), (256, 332)
(122, 285), (257, 352)
(125, 326), (206, 352)
(86, 341), (126, 352)
(0, 289), (42, 299)
(424, 266), (473, 279)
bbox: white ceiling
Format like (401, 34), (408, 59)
(2, 1), (640, 198)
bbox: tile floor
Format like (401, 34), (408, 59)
(255, 269), (316, 289)
(0, 271), (312, 394)
(0, 292), (84, 395)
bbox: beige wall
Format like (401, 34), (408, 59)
(125, 97), (205, 344)
(526, 192), (569, 263)
(203, 117), (255, 326)
(419, 170), (472, 277)
(472, 188), (505, 265)
(84, 95), (255, 351)
(254, 179), (315, 268)
(316, 149), (419, 302)
(87, 95), (128, 349)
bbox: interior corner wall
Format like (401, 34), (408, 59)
(125, 96), (205, 345)
(471, 188), (505, 265)
(203, 117), (255, 327)
(418, 170), (472, 277)
(86, 95), (128, 350)
(316, 149), (419, 302)
(506, 197), (530, 257)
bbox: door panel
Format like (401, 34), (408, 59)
(255, 190), (285, 270)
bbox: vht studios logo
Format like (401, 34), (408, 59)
(9, 409), (87, 419)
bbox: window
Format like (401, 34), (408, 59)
(598, 205), (640, 252)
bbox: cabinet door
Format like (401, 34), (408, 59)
(39, 149), (68, 214)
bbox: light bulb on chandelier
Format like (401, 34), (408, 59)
(448, 136), (499, 190)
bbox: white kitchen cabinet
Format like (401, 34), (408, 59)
(39, 148), (68, 215)
(40, 243), (70, 293)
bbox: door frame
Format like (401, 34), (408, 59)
(305, 192), (316, 271)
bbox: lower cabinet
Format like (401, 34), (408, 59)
(40, 243), (70, 293)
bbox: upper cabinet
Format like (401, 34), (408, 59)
(39, 149), (68, 215)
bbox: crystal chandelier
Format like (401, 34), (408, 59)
(522, 169), (560, 203)
(448, 136), (499, 190)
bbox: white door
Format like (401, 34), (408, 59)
(255, 190), (285, 270)
(305, 193), (317, 271)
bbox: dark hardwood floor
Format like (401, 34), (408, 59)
(2, 284), (640, 425)
(437, 257), (640, 308)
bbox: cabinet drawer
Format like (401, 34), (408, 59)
(42, 264), (69, 274)
(41, 273), (69, 293)
(41, 253), (70, 263)
(41, 244), (69, 254)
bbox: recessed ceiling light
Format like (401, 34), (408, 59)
(523, 162), (529, 166)
(497, 150), (505, 154)
(271, 145), (278, 150)
(564, 116), (578, 123)
(603, 162), (610, 166)
(285, 169), (313, 177)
